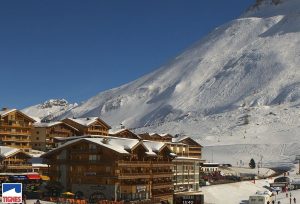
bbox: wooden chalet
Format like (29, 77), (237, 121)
(0, 108), (36, 151)
(0, 146), (32, 173)
(109, 129), (140, 139)
(42, 136), (175, 204)
(138, 133), (172, 142)
(32, 122), (80, 151)
(140, 134), (203, 192)
(172, 136), (202, 159)
(62, 117), (111, 136)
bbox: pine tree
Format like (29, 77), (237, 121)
(249, 158), (256, 169)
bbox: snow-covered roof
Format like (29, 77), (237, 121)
(0, 146), (31, 158)
(34, 121), (62, 127)
(43, 136), (173, 157)
(66, 117), (111, 128)
(0, 109), (17, 116)
(32, 163), (48, 167)
(109, 128), (127, 135)
(34, 121), (79, 131)
(174, 156), (203, 161)
(68, 117), (99, 126)
(0, 109), (36, 122)
(172, 135), (190, 143)
(160, 133), (173, 137)
(143, 140), (169, 155)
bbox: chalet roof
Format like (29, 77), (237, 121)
(0, 146), (32, 158)
(0, 108), (17, 116)
(174, 156), (203, 161)
(160, 133), (173, 138)
(143, 140), (167, 155)
(34, 121), (62, 127)
(34, 121), (79, 131)
(0, 109), (36, 122)
(109, 128), (141, 139)
(43, 136), (175, 158)
(172, 135), (202, 147)
(109, 128), (130, 135)
(65, 117), (111, 129)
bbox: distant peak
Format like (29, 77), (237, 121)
(38, 99), (70, 109)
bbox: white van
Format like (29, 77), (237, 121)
(249, 194), (272, 204)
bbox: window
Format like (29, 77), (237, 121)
(36, 131), (39, 134)
(89, 155), (97, 161)
(105, 166), (111, 173)
(89, 144), (97, 150)
(36, 137), (39, 140)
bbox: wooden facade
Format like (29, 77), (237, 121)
(42, 137), (174, 204)
(0, 146), (32, 173)
(62, 117), (111, 136)
(139, 134), (203, 192)
(109, 129), (140, 140)
(32, 122), (80, 151)
(139, 133), (172, 142)
(0, 108), (36, 152)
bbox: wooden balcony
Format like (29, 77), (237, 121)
(151, 173), (173, 178)
(6, 165), (32, 169)
(0, 124), (32, 129)
(8, 145), (31, 149)
(2, 137), (30, 142)
(152, 191), (173, 197)
(117, 160), (173, 167)
(117, 160), (151, 167)
(118, 173), (151, 179)
(152, 182), (173, 189)
(0, 131), (31, 136)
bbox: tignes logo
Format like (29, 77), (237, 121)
(2, 183), (22, 203)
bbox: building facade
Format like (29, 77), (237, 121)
(32, 122), (80, 151)
(118, 132), (203, 192)
(0, 146), (32, 173)
(0, 108), (36, 152)
(42, 137), (174, 204)
(62, 117), (111, 136)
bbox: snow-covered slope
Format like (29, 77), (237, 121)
(22, 99), (78, 121)
(25, 0), (300, 167)
(58, 0), (300, 127)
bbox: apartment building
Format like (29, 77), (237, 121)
(0, 108), (36, 152)
(32, 122), (80, 151)
(62, 117), (111, 136)
(42, 136), (174, 204)
(0, 146), (32, 173)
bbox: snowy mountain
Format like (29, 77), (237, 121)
(22, 99), (78, 122)
(24, 0), (300, 167)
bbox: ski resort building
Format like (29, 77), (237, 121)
(32, 122), (80, 151)
(62, 117), (111, 136)
(0, 108), (36, 152)
(0, 146), (32, 173)
(42, 136), (175, 204)
(139, 133), (203, 192)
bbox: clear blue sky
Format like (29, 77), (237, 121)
(0, 0), (253, 109)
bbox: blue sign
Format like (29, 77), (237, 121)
(2, 183), (23, 203)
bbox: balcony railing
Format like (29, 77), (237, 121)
(0, 123), (32, 129)
(118, 173), (151, 179)
(0, 131), (31, 135)
(2, 137), (30, 142)
(117, 160), (173, 167)
(6, 165), (32, 169)
(152, 182), (173, 189)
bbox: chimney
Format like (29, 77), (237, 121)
(86, 118), (90, 120)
